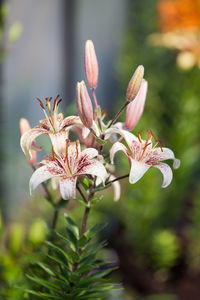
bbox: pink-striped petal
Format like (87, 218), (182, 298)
(20, 126), (47, 159)
(153, 163), (173, 188)
(129, 159), (151, 184)
(77, 160), (107, 183)
(29, 165), (60, 196)
(59, 177), (77, 200)
(151, 147), (180, 169)
(61, 116), (82, 129)
(110, 142), (130, 164)
(78, 148), (98, 160)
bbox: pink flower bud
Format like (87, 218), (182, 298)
(125, 79), (148, 130)
(84, 40), (99, 88)
(76, 81), (93, 128)
(19, 118), (37, 164)
(126, 65), (144, 102)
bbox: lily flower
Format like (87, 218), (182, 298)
(110, 129), (180, 188)
(29, 140), (107, 200)
(20, 95), (82, 159)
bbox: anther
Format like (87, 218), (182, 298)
(36, 98), (45, 109)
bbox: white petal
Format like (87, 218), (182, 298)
(82, 127), (90, 139)
(59, 177), (77, 200)
(20, 126), (46, 159)
(49, 131), (69, 155)
(129, 159), (151, 184)
(152, 147), (180, 169)
(61, 116), (82, 129)
(29, 165), (59, 196)
(109, 175), (121, 201)
(77, 160), (107, 183)
(153, 163), (173, 188)
(79, 148), (98, 160)
(110, 142), (130, 164)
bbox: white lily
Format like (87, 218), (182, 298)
(20, 95), (82, 159)
(29, 140), (107, 200)
(110, 129), (180, 188)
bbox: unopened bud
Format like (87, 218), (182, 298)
(85, 40), (99, 88)
(19, 118), (37, 164)
(76, 81), (93, 128)
(125, 79), (148, 130)
(126, 65), (144, 102)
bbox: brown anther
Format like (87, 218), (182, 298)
(36, 98), (45, 109)
(157, 140), (163, 152)
(45, 97), (52, 103)
(53, 95), (61, 111)
(52, 146), (55, 160)
(57, 98), (62, 106)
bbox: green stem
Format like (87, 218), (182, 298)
(51, 209), (59, 230)
(107, 101), (129, 128)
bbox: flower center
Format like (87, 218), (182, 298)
(36, 95), (62, 132)
(136, 130), (163, 161)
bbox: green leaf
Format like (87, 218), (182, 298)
(66, 228), (78, 251)
(26, 290), (62, 299)
(26, 275), (59, 291)
(55, 231), (76, 252)
(64, 214), (79, 239)
(45, 241), (73, 264)
(36, 262), (55, 276)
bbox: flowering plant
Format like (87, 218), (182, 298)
(20, 40), (180, 298)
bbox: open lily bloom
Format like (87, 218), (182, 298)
(20, 95), (82, 159)
(29, 140), (107, 200)
(110, 129), (180, 188)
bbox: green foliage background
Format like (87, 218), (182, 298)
(1, 0), (200, 299)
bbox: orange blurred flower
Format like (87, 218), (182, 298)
(149, 0), (200, 69)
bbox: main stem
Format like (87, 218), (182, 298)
(80, 206), (90, 237)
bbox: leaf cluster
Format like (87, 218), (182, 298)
(26, 215), (117, 299)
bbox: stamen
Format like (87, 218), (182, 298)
(149, 130), (163, 152)
(136, 132), (142, 143)
(36, 98), (45, 109)
(46, 98), (54, 124)
(57, 98), (62, 106)
(53, 94), (60, 111)
(65, 139), (72, 174)
(52, 146), (55, 160)
(75, 140), (79, 159)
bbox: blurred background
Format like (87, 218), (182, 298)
(0, 0), (200, 299)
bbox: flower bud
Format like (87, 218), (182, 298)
(85, 40), (99, 88)
(125, 79), (148, 130)
(19, 118), (37, 164)
(76, 81), (93, 128)
(126, 65), (144, 102)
